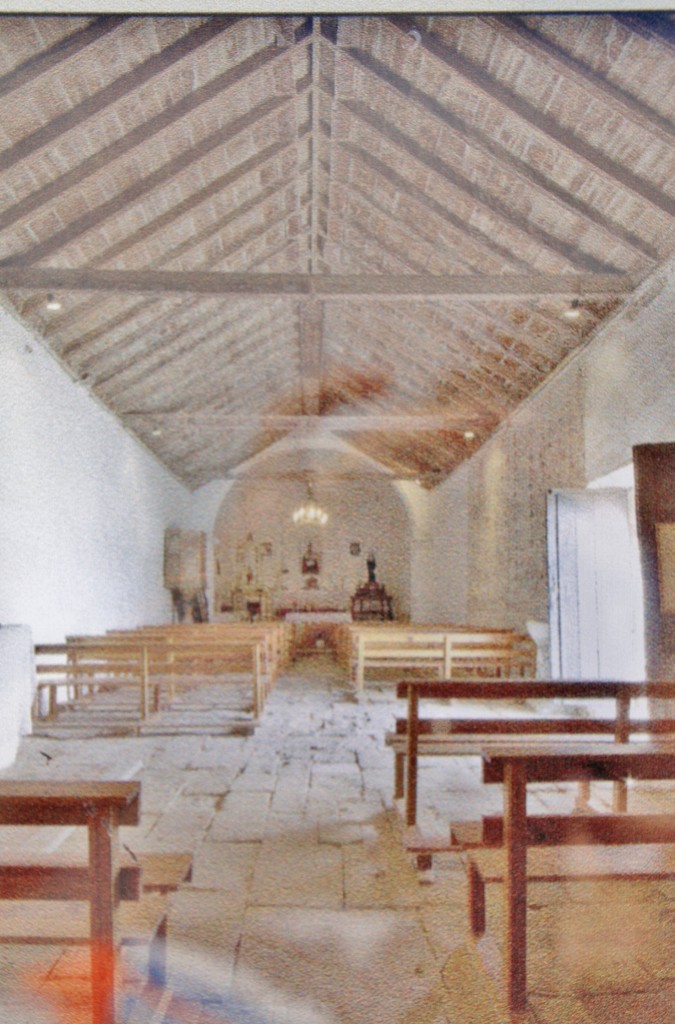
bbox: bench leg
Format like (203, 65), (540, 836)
(394, 752), (405, 800)
(147, 914), (168, 989)
(416, 852), (433, 871)
(613, 779), (628, 813)
(89, 812), (118, 1024)
(468, 861), (486, 936)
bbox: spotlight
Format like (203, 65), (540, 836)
(46, 293), (62, 311)
(564, 298), (581, 320)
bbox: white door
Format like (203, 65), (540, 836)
(547, 488), (645, 680)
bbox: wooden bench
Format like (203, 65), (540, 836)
(38, 629), (275, 724)
(34, 642), (151, 720)
(109, 624), (282, 716)
(393, 678), (675, 832)
(465, 743), (675, 1013)
(0, 781), (192, 1024)
(350, 626), (534, 692)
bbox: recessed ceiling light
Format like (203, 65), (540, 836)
(564, 298), (581, 320)
(151, 426), (163, 437)
(464, 430), (476, 441)
(46, 293), (62, 311)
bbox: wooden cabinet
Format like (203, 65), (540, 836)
(350, 582), (394, 621)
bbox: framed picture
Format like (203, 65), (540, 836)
(261, 541), (273, 556)
(350, 542), (361, 557)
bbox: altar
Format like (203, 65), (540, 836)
(285, 611), (352, 659)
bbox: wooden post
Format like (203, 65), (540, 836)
(613, 691), (630, 812)
(357, 635), (365, 691)
(405, 686), (419, 827)
(88, 808), (118, 1024)
(504, 760), (528, 1013)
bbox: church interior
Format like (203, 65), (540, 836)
(0, 10), (674, 1024)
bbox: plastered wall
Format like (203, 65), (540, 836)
(212, 471), (412, 618)
(428, 261), (675, 631)
(0, 308), (191, 643)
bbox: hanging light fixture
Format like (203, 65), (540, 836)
(292, 480), (328, 526)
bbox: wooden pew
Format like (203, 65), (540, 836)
(0, 782), (192, 1023)
(467, 743), (675, 1013)
(349, 626), (534, 692)
(39, 627), (277, 725)
(109, 623), (285, 714)
(393, 678), (675, 833)
(34, 642), (151, 720)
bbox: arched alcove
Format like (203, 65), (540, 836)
(212, 450), (412, 619)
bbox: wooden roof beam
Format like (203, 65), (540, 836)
(4, 94), (293, 266)
(342, 44), (661, 262)
(0, 16), (127, 99)
(0, 17), (242, 173)
(0, 266), (640, 298)
(0, 36), (305, 235)
(125, 413), (490, 433)
(386, 15), (675, 217)
(342, 99), (626, 274)
(494, 14), (675, 143)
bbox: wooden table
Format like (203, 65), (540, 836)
(481, 742), (675, 1013)
(0, 780), (140, 1024)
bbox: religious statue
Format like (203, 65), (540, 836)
(302, 543), (320, 575)
(367, 552), (377, 584)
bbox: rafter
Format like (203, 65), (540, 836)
(343, 99), (621, 273)
(0, 266), (639, 298)
(340, 140), (531, 272)
(0, 38), (304, 235)
(342, 44), (661, 262)
(387, 15), (675, 217)
(495, 15), (675, 143)
(46, 138), (306, 342)
(0, 17), (241, 174)
(3, 95), (293, 266)
(0, 17), (127, 99)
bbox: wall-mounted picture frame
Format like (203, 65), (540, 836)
(350, 542), (361, 557)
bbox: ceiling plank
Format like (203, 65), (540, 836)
(339, 140), (531, 272)
(0, 17), (241, 174)
(3, 95), (293, 266)
(387, 15), (675, 217)
(0, 266), (640, 297)
(495, 15), (675, 144)
(0, 16), (128, 99)
(613, 13), (675, 49)
(343, 99), (622, 273)
(0, 38), (303, 235)
(298, 299), (323, 414)
(342, 44), (661, 262)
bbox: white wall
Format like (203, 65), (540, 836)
(212, 469), (412, 617)
(0, 308), (192, 643)
(427, 260), (675, 631)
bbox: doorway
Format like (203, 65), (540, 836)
(547, 484), (645, 680)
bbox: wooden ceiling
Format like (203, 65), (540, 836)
(0, 13), (673, 488)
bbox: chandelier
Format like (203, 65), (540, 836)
(292, 481), (328, 526)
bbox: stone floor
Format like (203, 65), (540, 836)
(1, 658), (674, 1024)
